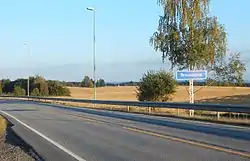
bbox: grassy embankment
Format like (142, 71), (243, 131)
(0, 116), (6, 140)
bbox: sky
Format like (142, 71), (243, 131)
(0, 0), (249, 82)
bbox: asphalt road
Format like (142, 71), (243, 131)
(0, 100), (250, 161)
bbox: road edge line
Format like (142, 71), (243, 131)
(0, 110), (86, 161)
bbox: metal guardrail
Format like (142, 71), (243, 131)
(1, 95), (250, 114)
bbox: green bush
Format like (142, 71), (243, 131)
(47, 81), (71, 96)
(31, 88), (40, 96)
(96, 79), (105, 87)
(13, 86), (26, 96)
(81, 76), (93, 88)
(0, 82), (2, 95)
(136, 70), (177, 102)
(33, 76), (49, 96)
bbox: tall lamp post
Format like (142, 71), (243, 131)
(86, 7), (96, 100)
(24, 43), (30, 96)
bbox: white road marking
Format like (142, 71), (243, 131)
(0, 110), (86, 161)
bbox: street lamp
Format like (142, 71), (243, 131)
(24, 43), (30, 97)
(86, 7), (96, 100)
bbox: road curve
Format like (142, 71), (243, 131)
(0, 100), (250, 161)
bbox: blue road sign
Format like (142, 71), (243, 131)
(176, 70), (207, 80)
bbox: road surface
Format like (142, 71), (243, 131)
(0, 100), (250, 161)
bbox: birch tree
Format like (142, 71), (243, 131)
(150, 0), (227, 70)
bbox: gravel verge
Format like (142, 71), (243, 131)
(0, 115), (43, 161)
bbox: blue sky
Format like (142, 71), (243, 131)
(0, 0), (249, 81)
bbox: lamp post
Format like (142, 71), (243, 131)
(24, 43), (30, 96)
(87, 7), (96, 100)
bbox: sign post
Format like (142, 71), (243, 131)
(189, 79), (194, 116)
(176, 70), (207, 116)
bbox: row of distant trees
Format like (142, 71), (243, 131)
(65, 76), (106, 88)
(0, 75), (70, 96)
(107, 80), (250, 87)
(58, 73), (250, 88)
(80, 76), (105, 88)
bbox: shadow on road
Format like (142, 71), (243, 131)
(3, 109), (38, 112)
(0, 100), (36, 105)
(36, 102), (250, 141)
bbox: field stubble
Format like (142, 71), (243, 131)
(67, 86), (250, 105)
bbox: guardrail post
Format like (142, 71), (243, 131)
(189, 79), (194, 117)
(148, 107), (152, 114)
(127, 106), (130, 112)
(189, 110), (195, 117)
(217, 112), (220, 119)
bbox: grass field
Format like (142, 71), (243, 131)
(68, 86), (250, 105)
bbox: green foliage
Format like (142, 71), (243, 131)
(1, 76), (70, 97)
(151, 0), (227, 70)
(89, 80), (94, 88)
(1, 79), (11, 93)
(14, 79), (27, 90)
(33, 75), (49, 96)
(31, 88), (40, 96)
(213, 52), (246, 86)
(136, 70), (177, 102)
(96, 79), (105, 87)
(81, 76), (94, 88)
(13, 86), (26, 96)
(0, 81), (2, 95)
(47, 80), (71, 96)
(81, 76), (106, 88)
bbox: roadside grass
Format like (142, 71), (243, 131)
(0, 116), (7, 139)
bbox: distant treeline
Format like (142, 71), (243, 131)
(62, 79), (250, 87)
(0, 75), (70, 96)
(65, 76), (105, 88)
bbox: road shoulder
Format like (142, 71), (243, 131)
(1, 113), (79, 161)
(0, 115), (39, 161)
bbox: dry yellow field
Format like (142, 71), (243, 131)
(68, 86), (250, 105)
